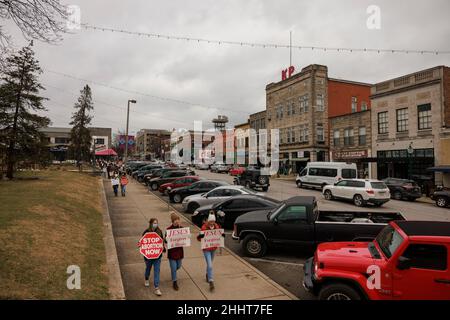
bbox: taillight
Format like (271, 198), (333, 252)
(366, 189), (374, 195)
(337, 177), (342, 181)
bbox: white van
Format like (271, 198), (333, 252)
(296, 162), (357, 190)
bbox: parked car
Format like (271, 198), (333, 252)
(232, 196), (404, 257)
(430, 187), (450, 208)
(382, 178), (422, 201)
(135, 165), (163, 182)
(143, 167), (190, 185)
(168, 180), (230, 204)
(195, 163), (210, 170)
(233, 167), (270, 191)
(296, 162), (357, 190)
(323, 179), (390, 207)
(211, 163), (230, 173)
(158, 176), (201, 195)
(148, 170), (192, 191)
(229, 166), (246, 176)
(192, 195), (280, 229)
(182, 185), (263, 213)
(303, 220), (450, 300)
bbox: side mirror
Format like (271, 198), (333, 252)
(397, 256), (412, 270)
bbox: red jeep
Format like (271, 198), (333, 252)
(303, 220), (450, 300)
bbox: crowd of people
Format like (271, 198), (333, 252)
(97, 159), (129, 197)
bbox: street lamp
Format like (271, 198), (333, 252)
(407, 143), (414, 180)
(124, 99), (137, 164)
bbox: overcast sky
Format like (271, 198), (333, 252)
(3, 0), (450, 136)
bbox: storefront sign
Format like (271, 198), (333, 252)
(334, 150), (368, 159)
(282, 66), (295, 80)
(166, 227), (191, 249)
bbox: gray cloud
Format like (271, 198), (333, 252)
(2, 0), (449, 135)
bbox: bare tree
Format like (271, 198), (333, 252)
(0, 0), (67, 49)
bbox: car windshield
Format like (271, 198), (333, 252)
(375, 225), (404, 259)
(242, 187), (257, 194)
(268, 203), (285, 220)
(371, 182), (387, 189)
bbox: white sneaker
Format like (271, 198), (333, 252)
(144, 280), (150, 287)
(154, 288), (162, 296)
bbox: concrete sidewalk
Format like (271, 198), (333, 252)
(103, 179), (296, 300)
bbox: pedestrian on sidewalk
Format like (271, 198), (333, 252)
(111, 174), (120, 197)
(142, 218), (165, 296)
(197, 213), (224, 291)
(120, 173), (129, 197)
(165, 212), (184, 291)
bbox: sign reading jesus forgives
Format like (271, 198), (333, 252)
(201, 229), (225, 250)
(166, 227), (191, 249)
(138, 232), (164, 259)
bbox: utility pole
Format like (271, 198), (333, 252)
(124, 99), (137, 164)
(289, 30), (292, 67)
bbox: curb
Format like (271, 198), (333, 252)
(100, 178), (126, 300)
(142, 181), (298, 300)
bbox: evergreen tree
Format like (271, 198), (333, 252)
(0, 44), (50, 179)
(70, 85), (93, 170)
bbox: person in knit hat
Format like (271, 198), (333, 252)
(165, 212), (184, 291)
(197, 210), (224, 291)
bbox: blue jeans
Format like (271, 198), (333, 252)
(121, 185), (126, 196)
(112, 185), (119, 196)
(169, 259), (182, 281)
(203, 250), (216, 282)
(144, 256), (161, 288)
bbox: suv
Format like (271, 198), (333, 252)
(303, 220), (450, 300)
(430, 187), (450, 208)
(233, 167), (270, 191)
(382, 178), (422, 201)
(323, 179), (390, 207)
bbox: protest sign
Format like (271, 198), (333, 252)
(166, 227), (191, 249)
(201, 228), (225, 250)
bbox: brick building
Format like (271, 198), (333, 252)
(265, 64), (371, 174)
(370, 65), (450, 191)
(136, 129), (171, 160)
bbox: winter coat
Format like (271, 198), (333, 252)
(165, 224), (184, 260)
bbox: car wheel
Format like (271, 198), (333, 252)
(324, 190), (333, 200)
(296, 180), (302, 188)
(151, 183), (158, 191)
(436, 196), (448, 208)
(173, 194), (182, 203)
(318, 284), (362, 300)
(187, 202), (199, 214)
(242, 234), (267, 258)
(258, 176), (268, 185)
(393, 191), (402, 200)
(262, 186), (268, 192)
(353, 194), (364, 207)
(321, 183), (327, 191)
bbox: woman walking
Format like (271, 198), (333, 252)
(166, 212), (184, 291)
(197, 212), (224, 291)
(120, 173), (129, 197)
(142, 218), (165, 296)
(111, 173), (120, 197)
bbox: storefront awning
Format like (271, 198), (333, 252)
(95, 149), (117, 156)
(427, 165), (450, 173)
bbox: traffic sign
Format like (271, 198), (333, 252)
(138, 232), (164, 259)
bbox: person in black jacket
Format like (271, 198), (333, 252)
(142, 218), (165, 296)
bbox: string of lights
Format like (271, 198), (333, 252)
(44, 69), (258, 115)
(81, 23), (450, 55)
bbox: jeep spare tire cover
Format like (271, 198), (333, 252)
(258, 176), (268, 184)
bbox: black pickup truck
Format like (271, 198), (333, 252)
(232, 196), (405, 257)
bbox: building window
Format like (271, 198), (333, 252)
(316, 124), (324, 142)
(361, 101), (367, 111)
(418, 104), (432, 130)
(359, 127), (366, 145)
(378, 111), (388, 134)
(55, 137), (69, 144)
(291, 127), (296, 142)
(351, 97), (357, 113)
(299, 94), (309, 113)
(94, 138), (105, 145)
(333, 130), (340, 146)
(396, 108), (408, 132)
(280, 128), (284, 144)
(344, 128), (354, 146)
(299, 124), (309, 143)
(316, 94), (324, 111)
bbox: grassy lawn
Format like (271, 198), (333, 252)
(0, 169), (109, 299)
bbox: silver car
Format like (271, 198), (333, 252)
(182, 185), (262, 213)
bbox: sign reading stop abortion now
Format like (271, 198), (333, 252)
(201, 229), (225, 250)
(138, 232), (164, 259)
(166, 227), (191, 249)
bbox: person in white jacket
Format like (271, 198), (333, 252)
(111, 174), (120, 197)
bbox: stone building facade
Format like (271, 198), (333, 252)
(136, 129), (171, 160)
(370, 65), (450, 189)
